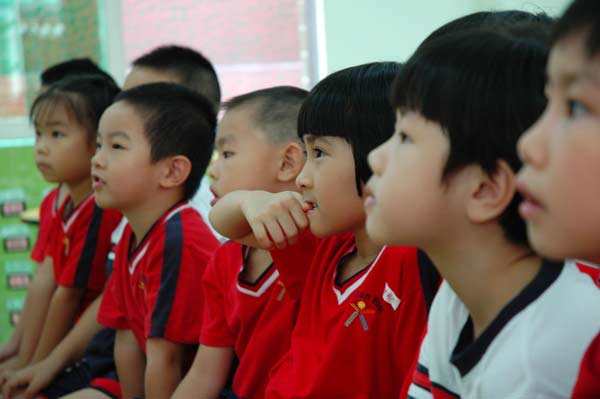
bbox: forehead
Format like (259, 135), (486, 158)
(123, 66), (180, 90)
(547, 31), (588, 87)
(98, 102), (146, 140)
(216, 105), (266, 144)
(33, 98), (75, 126)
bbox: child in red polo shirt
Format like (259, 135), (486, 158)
(0, 58), (115, 377)
(0, 75), (122, 398)
(94, 83), (219, 398)
(210, 63), (440, 399)
(173, 86), (307, 399)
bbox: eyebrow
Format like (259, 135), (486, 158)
(577, 65), (600, 88)
(548, 65), (578, 90)
(98, 131), (131, 141)
(34, 120), (67, 128)
(216, 134), (236, 148)
(304, 135), (333, 146)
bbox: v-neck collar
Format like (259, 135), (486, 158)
(450, 259), (563, 376)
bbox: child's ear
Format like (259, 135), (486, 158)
(466, 160), (516, 224)
(159, 155), (192, 189)
(277, 142), (305, 183)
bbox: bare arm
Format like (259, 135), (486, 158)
(209, 190), (309, 249)
(31, 285), (84, 363)
(172, 345), (235, 399)
(115, 329), (145, 399)
(12, 257), (56, 368)
(144, 338), (185, 399)
(208, 190), (258, 240)
(2, 295), (104, 398)
(0, 313), (22, 363)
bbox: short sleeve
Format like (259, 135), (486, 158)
(30, 189), (57, 262)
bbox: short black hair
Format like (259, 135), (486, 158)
(223, 86), (308, 144)
(31, 75), (120, 143)
(40, 58), (116, 87)
(132, 45), (221, 110)
(298, 62), (401, 195)
(114, 83), (217, 200)
(424, 10), (553, 44)
(552, 0), (600, 55)
(392, 28), (549, 246)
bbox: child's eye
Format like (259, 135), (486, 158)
(568, 99), (589, 119)
(35, 130), (41, 137)
(222, 151), (234, 159)
(313, 148), (325, 158)
(51, 131), (64, 138)
(96, 141), (102, 149)
(111, 143), (125, 150)
(398, 131), (412, 143)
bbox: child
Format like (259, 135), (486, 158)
(40, 58), (115, 92)
(1, 75), (122, 395)
(210, 62), (440, 399)
(94, 83), (220, 398)
(516, 1), (600, 397)
(122, 44), (222, 240)
(364, 25), (600, 398)
(4, 46), (224, 399)
(172, 86), (307, 399)
(0, 60), (117, 371)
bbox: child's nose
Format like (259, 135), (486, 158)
(517, 113), (549, 168)
(295, 166), (312, 190)
(34, 136), (47, 154)
(91, 149), (104, 168)
(207, 160), (218, 180)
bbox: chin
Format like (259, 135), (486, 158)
(94, 195), (113, 210)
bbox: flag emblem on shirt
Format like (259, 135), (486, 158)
(383, 283), (401, 311)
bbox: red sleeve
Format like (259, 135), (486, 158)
(572, 331), (600, 399)
(199, 246), (235, 347)
(30, 189), (58, 263)
(58, 206), (121, 294)
(269, 231), (318, 299)
(144, 214), (218, 343)
(98, 265), (129, 330)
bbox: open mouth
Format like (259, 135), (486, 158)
(91, 174), (106, 190)
(36, 162), (50, 172)
(304, 200), (318, 213)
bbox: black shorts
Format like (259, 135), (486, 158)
(40, 359), (120, 399)
(41, 328), (121, 399)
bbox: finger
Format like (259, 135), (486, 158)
(276, 212), (300, 245)
(289, 201), (310, 230)
(24, 377), (42, 399)
(263, 218), (287, 249)
(248, 220), (273, 249)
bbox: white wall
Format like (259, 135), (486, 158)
(318, 0), (572, 78)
